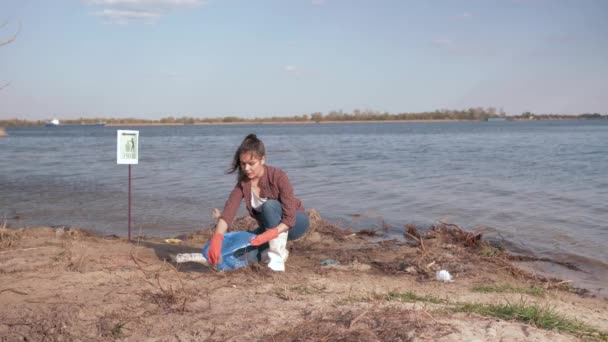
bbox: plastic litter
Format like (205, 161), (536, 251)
(320, 259), (339, 266)
(173, 253), (208, 264)
(202, 231), (256, 271)
(436, 270), (453, 283)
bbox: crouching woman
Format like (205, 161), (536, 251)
(207, 134), (309, 271)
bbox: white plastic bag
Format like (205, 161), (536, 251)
(173, 253), (208, 265)
(436, 270), (453, 282)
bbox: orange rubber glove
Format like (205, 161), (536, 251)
(250, 228), (280, 246)
(207, 233), (224, 265)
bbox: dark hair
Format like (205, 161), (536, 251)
(228, 134), (266, 181)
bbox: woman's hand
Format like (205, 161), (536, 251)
(207, 233), (224, 265)
(250, 228), (279, 246)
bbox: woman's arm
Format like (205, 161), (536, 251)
(207, 185), (242, 265)
(214, 218), (229, 235)
(218, 184), (244, 229)
(277, 171), (298, 229)
(275, 222), (289, 234)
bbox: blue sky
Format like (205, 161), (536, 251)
(1, 0), (607, 120)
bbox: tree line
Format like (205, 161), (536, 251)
(1, 108), (606, 127)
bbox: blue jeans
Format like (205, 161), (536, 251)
(240, 200), (309, 263)
(252, 200), (310, 241)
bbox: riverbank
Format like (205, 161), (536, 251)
(1, 213), (606, 341)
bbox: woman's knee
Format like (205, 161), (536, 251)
(260, 199), (282, 215)
(259, 200), (282, 228)
(287, 212), (310, 241)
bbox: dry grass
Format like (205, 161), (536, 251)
(130, 253), (193, 314)
(0, 227), (20, 249)
(97, 313), (131, 338)
(274, 284), (328, 300)
(263, 306), (455, 341)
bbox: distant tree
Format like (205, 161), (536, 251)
(222, 116), (240, 123)
(310, 112), (323, 123)
(521, 111), (533, 119)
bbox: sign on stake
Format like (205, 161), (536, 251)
(117, 130), (139, 241)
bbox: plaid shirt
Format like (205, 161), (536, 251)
(219, 165), (305, 228)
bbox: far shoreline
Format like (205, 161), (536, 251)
(105, 119), (477, 126)
(3, 117), (600, 128)
(103, 118), (582, 127)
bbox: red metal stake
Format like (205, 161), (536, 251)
(128, 164), (131, 242)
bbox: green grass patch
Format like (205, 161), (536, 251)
(479, 244), (501, 257)
(454, 301), (608, 339)
(111, 322), (127, 337)
(382, 291), (446, 304)
(338, 291), (446, 305)
(472, 284), (545, 297)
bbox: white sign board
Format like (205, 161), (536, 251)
(117, 130), (139, 164)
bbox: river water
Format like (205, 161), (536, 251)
(1, 120), (606, 292)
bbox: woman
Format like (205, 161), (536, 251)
(207, 134), (309, 271)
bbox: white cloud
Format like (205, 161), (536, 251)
(86, 0), (203, 7)
(85, 0), (204, 23)
(283, 65), (297, 72)
(452, 12), (473, 20)
(431, 39), (452, 47)
(94, 9), (160, 20)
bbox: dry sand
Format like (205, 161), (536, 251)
(1, 212), (607, 341)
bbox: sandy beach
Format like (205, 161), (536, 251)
(1, 212), (607, 341)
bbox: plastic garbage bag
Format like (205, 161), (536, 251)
(202, 232), (257, 271)
(436, 269), (453, 282)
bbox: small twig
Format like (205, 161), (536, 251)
(156, 274), (167, 294)
(76, 251), (88, 272)
(545, 280), (572, 289)
(439, 221), (463, 231)
(348, 311), (367, 329)
(421, 309), (438, 323)
(2, 322), (33, 327)
(0, 288), (28, 295)
(405, 232), (425, 251)
(181, 296), (187, 312)
(129, 254), (157, 288)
